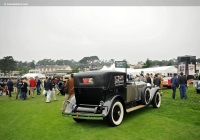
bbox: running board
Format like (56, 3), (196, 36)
(126, 105), (146, 113)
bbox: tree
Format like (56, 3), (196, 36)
(36, 59), (55, 66)
(143, 58), (152, 68)
(0, 56), (17, 74)
(72, 68), (79, 73)
(29, 60), (35, 69)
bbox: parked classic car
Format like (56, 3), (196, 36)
(62, 71), (161, 126)
(162, 77), (172, 88)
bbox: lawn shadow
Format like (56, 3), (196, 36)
(123, 105), (155, 122)
(66, 106), (156, 128)
(71, 119), (109, 128)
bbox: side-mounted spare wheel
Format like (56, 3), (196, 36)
(152, 90), (161, 108)
(141, 87), (151, 105)
(107, 99), (124, 126)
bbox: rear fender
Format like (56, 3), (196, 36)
(102, 94), (125, 117)
(64, 94), (126, 118)
(64, 96), (76, 113)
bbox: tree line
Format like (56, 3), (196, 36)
(0, 56), (199, 75)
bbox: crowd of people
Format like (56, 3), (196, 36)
(0, 74), (75, 112)
(0, 76), (71, 101)
(127, 72), (200, 100)
(1, 77), (44, 100)
(129, 73), (164, 91)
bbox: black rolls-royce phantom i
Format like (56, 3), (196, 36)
(62, 71), (161, 126)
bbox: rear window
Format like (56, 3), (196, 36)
(80, 78), (94, 84)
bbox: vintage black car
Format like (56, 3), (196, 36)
(62, 71), (161, 126)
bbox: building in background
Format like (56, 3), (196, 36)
(35, 65), (72, 75)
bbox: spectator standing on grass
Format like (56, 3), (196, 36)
(51, 78), (57, 101)
(171, 73), (179, 99)
(43, 77), (48, 97)
(178, 72), (187, 99)
(7, 78), (13, 98)
(158, 73), (163, 94)
(29, 77), (36, 98)
(21, 79), (28, 100)
(193, 73), (199, 88)
(61, 74), (74, 112)
(13, 78), (17, 93)
(16, 79), (23, 99)
(36, 78), (41, 95)
(57, 77), (64, 95)
(153, 74), (160, 87)
(44, 77), (52, 103)
(26, 78), (30, 98)
(54, 78), (58, 90)
(139, 74), (146, 82)
(150, 73), (154, 87)
(146, 73), (152, 86)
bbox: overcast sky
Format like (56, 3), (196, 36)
(0, 6), (199, 64)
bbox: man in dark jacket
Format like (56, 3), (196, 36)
(44, 77), (52, 103)
(21, 79), (28, 100)
(36, 78), (41, 95)
(178, 72), (187, 99)
(153, 74), (160, 87)
(171, 73), (178, 99)
(7, 78), (13, 98)
(146, 73), (152, 85)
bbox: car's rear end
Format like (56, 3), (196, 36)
(62, 71), (109, 120)
(163, 77), (172, 88)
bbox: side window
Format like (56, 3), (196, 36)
(114, 75), (125, 93)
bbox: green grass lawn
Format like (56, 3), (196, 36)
(0, 86), (200, 140)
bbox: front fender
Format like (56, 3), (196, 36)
(150, 87), (160, 101)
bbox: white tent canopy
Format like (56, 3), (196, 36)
(21, 73), (46, 79)
(141, 66), (178, 76)
(100, 64), (177, 76)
